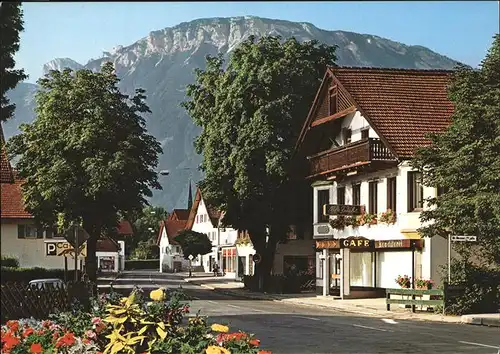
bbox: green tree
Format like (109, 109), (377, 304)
(7, 62), (163, 281)
(1, 2), (28, 122)
(174, 230), (212, 260)
(182, 35), (336, 278)
(130, 205), (168, 255)
(411, 35), (500, 313)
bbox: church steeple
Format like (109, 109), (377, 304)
(187, 179), (193, 210)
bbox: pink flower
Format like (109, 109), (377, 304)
(85, 330), (96, 339)
(91, 317), (101, 325)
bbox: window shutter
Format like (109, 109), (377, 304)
(18, 225), (25, 239)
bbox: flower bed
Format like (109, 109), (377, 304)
(1, 287), (271, 354)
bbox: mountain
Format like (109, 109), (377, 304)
(42, 58), (84, 76)
(3, 16), (460, 210)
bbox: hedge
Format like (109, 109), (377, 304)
(1, 256), (19, 268)
(0, 267), (82, 283)
(125, 259), (159, 270)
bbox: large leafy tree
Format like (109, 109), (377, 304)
(174, 230), (212, 260)
(7, 62), (163, 281)
(411, 35), (500, 269)
(182, 35), (336, 277)
(130, 205), (168, 255)
(1, 2), (28, 122)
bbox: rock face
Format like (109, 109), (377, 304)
(4, 16), (459, 209)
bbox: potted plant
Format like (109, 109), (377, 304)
(347, 216), (359, 229)
(395, 274), (411, 288)
(379, 209), (397, 224)
(415, 278), (433, 290)
(329, 216), (348, 230)
(357, 213), (377, 227)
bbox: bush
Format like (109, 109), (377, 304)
(0, 266), (82, 283)
(443, 260), (500, 315)
(1, 255), (19, 268)
(125, 259), (159, 270)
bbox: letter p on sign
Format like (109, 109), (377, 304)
(46, 243), (57, 256)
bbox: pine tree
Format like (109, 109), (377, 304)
(0, 3), (28, 122)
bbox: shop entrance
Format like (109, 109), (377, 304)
(329, 251), (341, 295)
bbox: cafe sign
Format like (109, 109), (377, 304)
(323, 204), (365, 216)
(316, 238), (373, 249)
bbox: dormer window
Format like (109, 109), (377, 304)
(361, 128), (369, 140)
(342, 128), (351, 145)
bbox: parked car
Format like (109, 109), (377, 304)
(28, 278), (66, 291)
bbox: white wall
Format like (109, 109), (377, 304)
(97, 251), (119, 272)
(159, 226), (188, 273)
(1, 221), (67, 269)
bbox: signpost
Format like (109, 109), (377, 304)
(188, 254), (194, 278)
(323, 204), (365, 216)
(448, 235), (478, 283)
(64, 225), (90, 282)
(45, 241), (87, 257)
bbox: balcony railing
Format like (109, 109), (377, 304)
(308, 138), (396, 177)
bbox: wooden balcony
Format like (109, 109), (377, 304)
(307, 138), (397, 178)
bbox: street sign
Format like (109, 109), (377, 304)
(323, 204), (365, 216)
(45, 241), (87, 257)
(64, 224), (90, 248)
(188, 254), (194, 261)
(451, 235), (477, 242)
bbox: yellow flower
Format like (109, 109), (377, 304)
(206, 346), (231, 354)
(210, 324), (229, 333)
(150, 288), (166, 302)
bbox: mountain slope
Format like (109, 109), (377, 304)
(4, 16), (459, 210)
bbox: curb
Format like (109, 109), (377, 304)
(461, 314), (500, 327)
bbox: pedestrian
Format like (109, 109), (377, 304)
(213, 263), (219, 276)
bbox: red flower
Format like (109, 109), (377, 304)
(2, 331), (20, 350)
(55, 332), (75, 348)
(23, 327), (34, 337)
(250, 338), (261, 346)
(6, 321), (19, 333)
(30, 343), (43, 353)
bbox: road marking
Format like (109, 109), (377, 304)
(381, 318), (398, 324)
(293, 316), (321, 321)
(207, 300), (218, 305)
(352, 324), (392, 332)
(458, 341), (499, 349)
(226, 304), (243, 309)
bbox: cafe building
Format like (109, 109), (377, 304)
(294, 67), (456, 298)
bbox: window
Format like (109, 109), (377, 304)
(317, 189), (330, 223)
(368, 181), (378, 214)
(343, 128), (352, 145)
(408, 172), (424, 212)
(352, 184), (361, 206)
(387, 177), (397, 212)
(337, 187), (345, 205)
(361, 128), (369, 140)
(437, 186), (449, 197)
(18, 225), (42, 239)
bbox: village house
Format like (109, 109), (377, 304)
(295, 67), (457, 298)
(1, 125), (131, 271)
(157, 209), (190, 272)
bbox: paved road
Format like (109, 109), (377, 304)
(99, 271), (500, 354)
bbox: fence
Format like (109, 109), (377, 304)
(386, 283), (466, 314)
(0, 281), (95, 323)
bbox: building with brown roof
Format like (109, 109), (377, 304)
(157, 213), (189, 272)
(295, 67), (456, 299)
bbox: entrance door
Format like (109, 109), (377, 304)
(238, 257), (245, 277)
(330, 252), (341, 292)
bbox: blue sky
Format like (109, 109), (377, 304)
(16, 1), (499, 83)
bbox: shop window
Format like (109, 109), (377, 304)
(387, 177), (397, 212)
(317, 189), (330, 223)
(408, 172), (424, 212)
(368, 181), (378, 214)
(361, 128), (369, 139)
(337, 186), (345, 205)
(352, 183), (361, 206)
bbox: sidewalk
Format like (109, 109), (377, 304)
(184, 276), (499, 327)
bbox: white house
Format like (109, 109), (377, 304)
(157, 211), (190, 273)
(295, 67), (457, 298)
